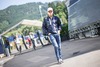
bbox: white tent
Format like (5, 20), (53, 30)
(0, 19), (42, 36)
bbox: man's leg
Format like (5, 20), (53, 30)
(8, 46), (11, 54)
(56, 34), (62, 59)
(31, 39), (36, 50)
(19, 45), (22, 54)
(49, 34), (59, 61)
(55, 34), (63, 63)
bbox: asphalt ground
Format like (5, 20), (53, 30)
(3, 37), (100, 67)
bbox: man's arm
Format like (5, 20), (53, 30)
(57, 17), (62, 34)
(42, 18), (48, 35)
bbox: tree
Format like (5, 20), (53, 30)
(0, 2), (48, 34)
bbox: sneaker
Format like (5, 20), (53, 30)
(58, 59), (63, 64)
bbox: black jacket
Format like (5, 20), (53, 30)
(42, 16), (61, 35)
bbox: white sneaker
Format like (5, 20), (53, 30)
(58, 59), (63, 64)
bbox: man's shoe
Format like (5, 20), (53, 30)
(58, 59), (63, 64)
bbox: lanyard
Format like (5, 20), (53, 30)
(49, 18), (52, 25)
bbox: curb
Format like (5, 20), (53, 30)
(0, 55), (14, 67)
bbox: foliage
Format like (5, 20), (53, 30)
(5, 25), (42, 36)
(0, 2), (48, 34)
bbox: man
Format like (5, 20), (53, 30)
(42, 7), (63, 64)
(15, 34), (22, 54)
(36, 30), (44, 47)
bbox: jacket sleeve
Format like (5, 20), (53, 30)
(57, 17), (62, 30)
(42, 18), (48, 35)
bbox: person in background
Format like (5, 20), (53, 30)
(22, 35), (28, 49)
(29, 32), (36, 50)
(15, 33), (22, 54)
(8, 34), (15, 50)
(27, 37), (32, 48)
(0, 36), (4, 54)
(42, 7), (63, 64)
(36, 30), (44, 47)
(3, 36), (11, 55)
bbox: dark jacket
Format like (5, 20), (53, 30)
(42, 16), (61, 35)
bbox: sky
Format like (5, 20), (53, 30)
(0, 0), (63, 10)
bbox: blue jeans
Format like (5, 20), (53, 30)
(49, 34), (62, 61)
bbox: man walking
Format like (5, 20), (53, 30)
(42, 7), (63, 64)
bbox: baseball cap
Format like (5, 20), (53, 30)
(47, 7), (53, 12)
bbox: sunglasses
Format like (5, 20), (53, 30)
(48, 11), (53, 13)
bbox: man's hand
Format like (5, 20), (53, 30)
(48, 33), (51, 36)
(58, 30), (61, 34)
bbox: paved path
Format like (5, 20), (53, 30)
(50, 50), (100, 67)
(0, 55), (14, 67)
(3, 37), (100, 67)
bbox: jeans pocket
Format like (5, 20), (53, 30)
(49, 34), (54, 40)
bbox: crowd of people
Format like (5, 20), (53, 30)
(2, 31), (50, 55)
